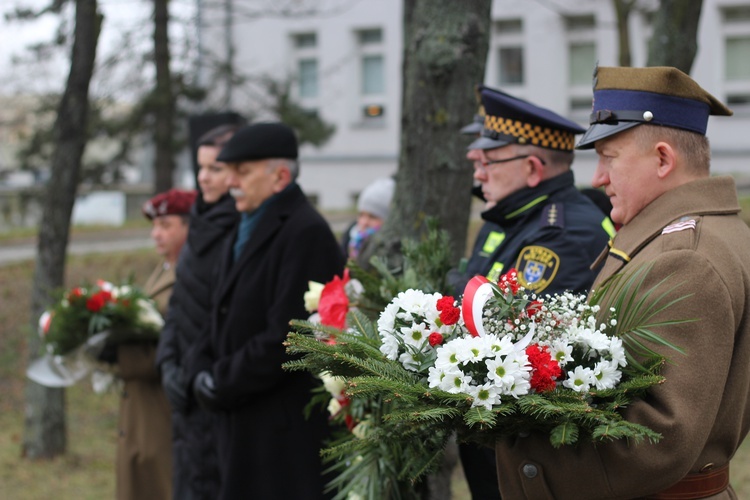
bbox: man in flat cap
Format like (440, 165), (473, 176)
(116, 188), (197, 500)
(188, 122), (345, 499)
(494, 66), (750, 499)
(448, 86), (613, 498)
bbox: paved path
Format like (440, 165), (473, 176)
(0, 215), (353, 267)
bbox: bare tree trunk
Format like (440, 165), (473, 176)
(153, 0), (176, 192)
(365, 0), (492, 275)
(23, 0), (101, 459)
(613, 0), (636, 67)
(647, 0), (704, 73)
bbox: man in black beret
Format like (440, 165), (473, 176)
(188, 122), (345, 499)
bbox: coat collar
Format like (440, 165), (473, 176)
(593, 176), (740, 286)
(216, 183), (306, 300)
(481, 170), (576, 226)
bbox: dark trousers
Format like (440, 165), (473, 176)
(459, 442), (502, 500)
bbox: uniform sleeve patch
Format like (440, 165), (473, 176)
(514, 246), (560, 293)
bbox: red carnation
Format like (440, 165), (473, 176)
(525, 300), (543, 318)
(318, 271), (350, 329)
(67, 287), (85, 301)
(499, 268), (520, 295)
(436, 296), (460, 326)
(428, 332), (444, 347)
(526, 344), (561, 393)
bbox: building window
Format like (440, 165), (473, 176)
(499, 47), (524, 85)
(294, 33), (317, 48)
(362, 55), (384, 95)
(569, 42), (596, 86)
(359, 29), (382, 45)
(291, 31), (319, 102)
(298, 58), (318, 98)
(721, 7), (750, 106)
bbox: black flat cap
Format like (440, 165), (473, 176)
(217, 122), (298, 162)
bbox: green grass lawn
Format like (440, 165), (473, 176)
(1, 248), (749, 499)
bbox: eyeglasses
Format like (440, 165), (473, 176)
(473, 154), (546, 173)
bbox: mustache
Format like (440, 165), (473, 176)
(229, 188), (245, 198)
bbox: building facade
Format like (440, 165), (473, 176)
(204, 0), (750, 210)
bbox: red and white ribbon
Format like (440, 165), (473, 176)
(462, 276), (495, 337)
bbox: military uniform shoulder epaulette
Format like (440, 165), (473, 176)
(660, 216), (700, 252)
(540, 202), (564, 229)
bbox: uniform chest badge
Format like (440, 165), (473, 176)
(514, 245), (561, 293)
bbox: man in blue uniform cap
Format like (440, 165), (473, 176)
(449, 86), (614, 499)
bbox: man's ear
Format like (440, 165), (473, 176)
(273, 165), (293, 192)
(526, 156), (546, 188)
(654, 142), (677, 179)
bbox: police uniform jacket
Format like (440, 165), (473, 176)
(450, 170), (612, 297)
(495, 176), (750, 499)
(189, 182), (345, 500)
(155, 193), (238, 500)
(116, 263), (174, 500)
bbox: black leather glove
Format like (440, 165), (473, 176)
(192, 370), (223, 412)
(160, 359), (188, 413)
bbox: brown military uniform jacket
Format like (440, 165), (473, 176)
(116, 263), (174, 500)
(495, 176), (750, 499)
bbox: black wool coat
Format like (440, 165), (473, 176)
(190, 183), (345, 500)
(156, 193), (239, 500)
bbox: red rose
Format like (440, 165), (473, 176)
(428, 332), (444, 347)
(498, 268), (520, 294)
(318, 272), (350, 329)
(526, 344), (561, 393)
(85, 290), (113, 313)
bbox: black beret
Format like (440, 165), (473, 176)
(217, 122), (298, 162)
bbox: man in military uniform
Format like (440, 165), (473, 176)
(449, 87), (614, 297)
(450, 87), (614, 500)
(494, 67), (750, 499)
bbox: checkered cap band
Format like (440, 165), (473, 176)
(485, 115), (576, 151)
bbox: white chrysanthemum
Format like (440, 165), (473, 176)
(485, 355), (523, 388)
(563, 366), (595, 393)
(434, 339), (464, 370)
(456, 336), (489, 364)
(377, 301), (399, 335)
(427, 366), (447, 388)
(575, 327), (611, 352)
(608, 337), (628, 367)
(483, 334), (514, 357)
(467, 382), (502, 410)
(399, 351), (420, 372)
(441, 368), (473, 394)
(549, 339), (574, 366)
(379, 333), (400, 360)
(505, 375), (532, 398)
(400, 322), (429, 349)
(592, 360), (622, 390)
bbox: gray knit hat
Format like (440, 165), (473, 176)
(357, 177), (395, 220)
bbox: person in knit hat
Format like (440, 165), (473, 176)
(345, 177), (395, 267)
